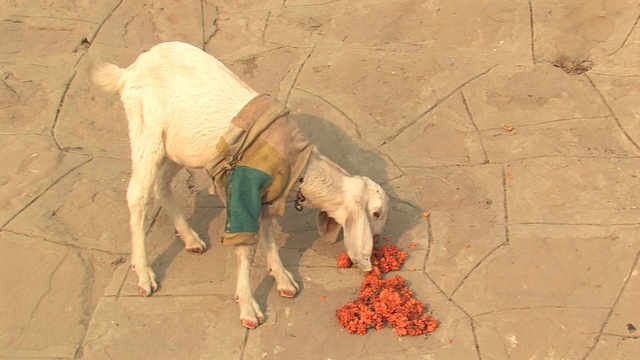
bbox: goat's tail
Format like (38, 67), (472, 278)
(90, 61), (124, 93)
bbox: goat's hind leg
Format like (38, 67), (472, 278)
(261, 216), (299, 298)
(127, 150), (164, 297)
(154, 160), (206, 254)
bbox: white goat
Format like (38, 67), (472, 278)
(91, 41), (388, 329)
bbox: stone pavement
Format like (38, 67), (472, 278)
(2, 0), (640, 359)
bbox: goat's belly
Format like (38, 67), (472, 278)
(164, 127), (225, 169)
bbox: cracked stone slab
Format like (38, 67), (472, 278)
(3, 0), (121, 25)
(1, 0), (119, 66)
(6, 157), (134, 253)
(381, 91), (488, 168)
(454, 224), (640, 315)
(588, 73), (640, 150)
(223, 46), (309, 100)
(1, 64), (74, 135)
(602, 252), (640, 337)
(590, 13), (640, 75)
(587, 334), (640, 358)
(94, 0), (202, 49)
(482, 116), (640, 163)
(267, 0), (531, 64)
(54, 68), (131, 159)
(532, 0), (640, 63)
(1, 15), (84, 66)
(0, 134), (89, 227)
(116, 208), (239, 297)
(243, 267), (478, 360)
(473, 307), (609, 359)
(80, 295), (246, 360)
(462, 64), (610, 131)
(0, 231), (119, 359)
(507, 157), (640, 225)
(204, 5), (278, 61)
(295, 48), (493, 147)
(288, 88), (403, 184)
(389, 165), (506, 295)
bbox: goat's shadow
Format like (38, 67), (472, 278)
(152, 114), (422, 314)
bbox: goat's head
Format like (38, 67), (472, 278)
(318, 176), (388, 271)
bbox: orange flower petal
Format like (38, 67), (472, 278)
(320, 295), (327, 300)
(422, 211), (430, 218)
(503, 125), (514, 131)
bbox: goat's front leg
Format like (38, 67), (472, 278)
(260, 217), (299, 298)
(235, 244), (264, 329)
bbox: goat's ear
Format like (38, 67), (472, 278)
(343, 202), (374, 271)
(317, 211), (341, 243)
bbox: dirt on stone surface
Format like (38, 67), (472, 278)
(1, 1), (640, 359)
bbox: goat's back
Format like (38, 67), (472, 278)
(95, 42), (259, 168)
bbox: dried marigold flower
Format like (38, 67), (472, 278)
(335, 244), (438, 336)
(337, 253), (353, 268)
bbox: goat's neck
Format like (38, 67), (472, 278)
(300, 152), (350, 214)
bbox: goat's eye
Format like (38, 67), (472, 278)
(373, 211), (381, 219)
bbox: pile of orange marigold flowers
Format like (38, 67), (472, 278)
(335, 244), (438, 336)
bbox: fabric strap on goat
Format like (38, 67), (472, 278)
(206, 94), (314, 246)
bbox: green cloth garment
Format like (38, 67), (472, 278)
(223, 165), (273, 245)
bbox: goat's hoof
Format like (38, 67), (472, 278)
(241, 315), (264, 329)
(138, 285), (151, 297)
(137, 280), (158, 297)
(279, 289), (296, 298)
(186, 246), (204, 255)
(241, 319), (258, 329)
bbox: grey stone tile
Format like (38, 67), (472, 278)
(117, 211), (238, 297)
(295, 48), (494, 147)
(588, 74), (640, 149)
(474, 307), (609, 359)
(53, 69), (130, 159)
(463, 64), (610, 131)
(0, 64), (72, 135)
(204, 7), (277, 61)
(507, 157), (640, 225)
(482, 116), (640, 163)
(454, 225), (640, 314)
(603, 254), (640, 337)
(267, 0), (531, 64)
(382, 92), (488, 168)
(288, 89), (403, 184)
(80, 295), (246, 360)
(94, 0), (202, 49)
(222, 46), (309, 99)
(6, 157), (134, 253)
(389, 165), (506, 295)
(590, 17), (640, 75)
(0, 231), (119, 359)
(0, 134), (89, 226)
(587, 334), (640, 359)
(531, 0), (639, 63)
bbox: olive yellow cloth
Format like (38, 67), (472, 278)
(206, 94), (314, 246)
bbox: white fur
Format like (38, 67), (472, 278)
(91, 41), (388, 329)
